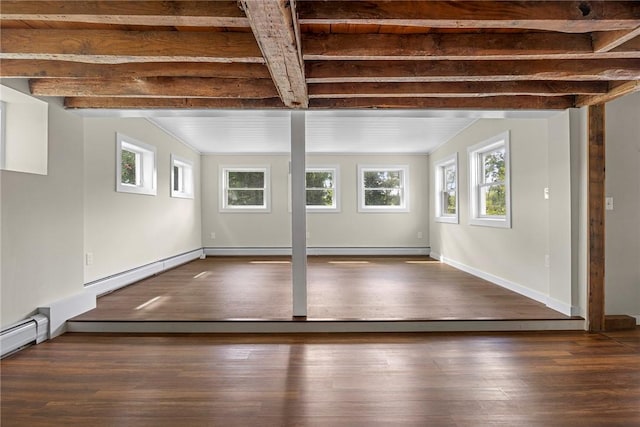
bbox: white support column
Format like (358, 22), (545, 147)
(290, 110), (307, 317)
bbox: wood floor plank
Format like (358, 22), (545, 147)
(73, 256), (570, 321)
(1, 330), (639, 426)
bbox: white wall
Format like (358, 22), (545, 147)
(430, 118), (568, 307)
(201, 154), (429, 249)
(547, 111), (574, 312)
(1, 80), (84, 328)
(605, 92), (640, 320)
(84, 118), (201, 283)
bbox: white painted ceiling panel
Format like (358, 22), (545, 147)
(150, 111), (477, 154)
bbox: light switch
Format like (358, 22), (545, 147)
(606, 197), (614, 211)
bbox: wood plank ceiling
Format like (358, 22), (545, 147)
(1, 0), (639, 110)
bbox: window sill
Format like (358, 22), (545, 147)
(435, 216), (459, 224)
(469, 217), (511, 228)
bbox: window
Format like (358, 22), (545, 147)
(306, 167), (339, 211)
(116, 133), (157, 195)
(171, 154), (194, 199)
(468, 131), (511, 228)
(434, 153), (458, 224)
(220, 166), (270, 212)
(358, 165), (409, 212)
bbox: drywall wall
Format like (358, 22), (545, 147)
(547, 111), (574, 311)
(569, 107), (588, 320)
(430, 118), (552, 299)
(84, 118), (201, 283)
(605, 92), (640, 319)
(0, 80), (84, 328)
(201, 154), (429, 249)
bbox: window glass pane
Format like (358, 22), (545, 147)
(365, 189), (402, 206)
(306, 189), (333, 206)
(228, 171), (264, 189)
(480, 184), (506, 216)
(444, 191), (456, 215)
(482, 149), (505, 184)
(364, 170), (402, 189)
(121, 149), (138, 185)
(306, 171), (333, 189)
(173, 165), (180, 191)
(444, 165), (456, 191)
(227, 189), (264, 206)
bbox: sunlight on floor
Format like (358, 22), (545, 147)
(405, 260), (439, 264)
(249, 261), (291, 264)
(193, 271), (209, 279)
(328, 261), (370, 264)
(135, 296), (162, 310)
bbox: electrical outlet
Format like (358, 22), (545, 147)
(544, 187), (549, 200)
(417, 231), (423, 239)
(210, 232), (216, 239)
(306, 231), (311, 239)
(606, 197), (614, 211)
(544, 254), (550, 268)
(85, 252), (94, 266)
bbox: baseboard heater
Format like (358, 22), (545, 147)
(1, 314), (48, 359)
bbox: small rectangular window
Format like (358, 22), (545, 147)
(116, 133), (156, 196)
(468, 131), (511, 228)
(434, 153), (458, 223)
(220, 166), (270, 212)
(306, 167), (339, 211)
(358, 165), (409, 212)
(171, 154), (194, 199)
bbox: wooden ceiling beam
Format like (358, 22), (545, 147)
(305, 60), (640, 83)
(308, 81), (608, 99)
(30, 77), (278, 98)
(241, 0), (308, 108)
(576, 80), (640, 107)
(0, 1), (249, 27)
(303, 33), (640, 61)
(297, 1), (640, 33)
(64, 97), (285, 109)
(309, 96), (576, 110)
(0, 60), (272, 79)
(593, 27), (640, 52)
(0, 29), (264, 64)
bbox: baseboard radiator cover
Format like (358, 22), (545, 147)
(1, 314), (48, 358)
(204, 247), (431, 257)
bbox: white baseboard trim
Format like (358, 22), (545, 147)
(1, 314), (49, 358)
(39, 292), (96, 338)
(440, 256), (573, 316)
(429, 251), (442, 261)
(545, 297), (579, 317)
(633, 315), (640, 325)
(204, 247), (292, 256)
(85, 249), (203, 297)
(204, 247), (430, 257)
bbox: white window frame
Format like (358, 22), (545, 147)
(170, 154), (194, 199)
(357, 165), (409, 212)
(434, 153), (459, 224)
(468, 131), (511, 228)
(116, 133), (157, 196)
(305, 166), (340, 212)
(220, 166), (270, 212)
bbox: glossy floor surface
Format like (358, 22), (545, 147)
(2, 329), (639, 426)
(73, 256), (570, 321)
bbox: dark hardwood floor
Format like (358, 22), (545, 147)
(73, 256), (570, 321)
(2, 329), (639, 426)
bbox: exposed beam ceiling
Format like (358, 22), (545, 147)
(0, 0), (638, 110)
(240, 0), (307, 108)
